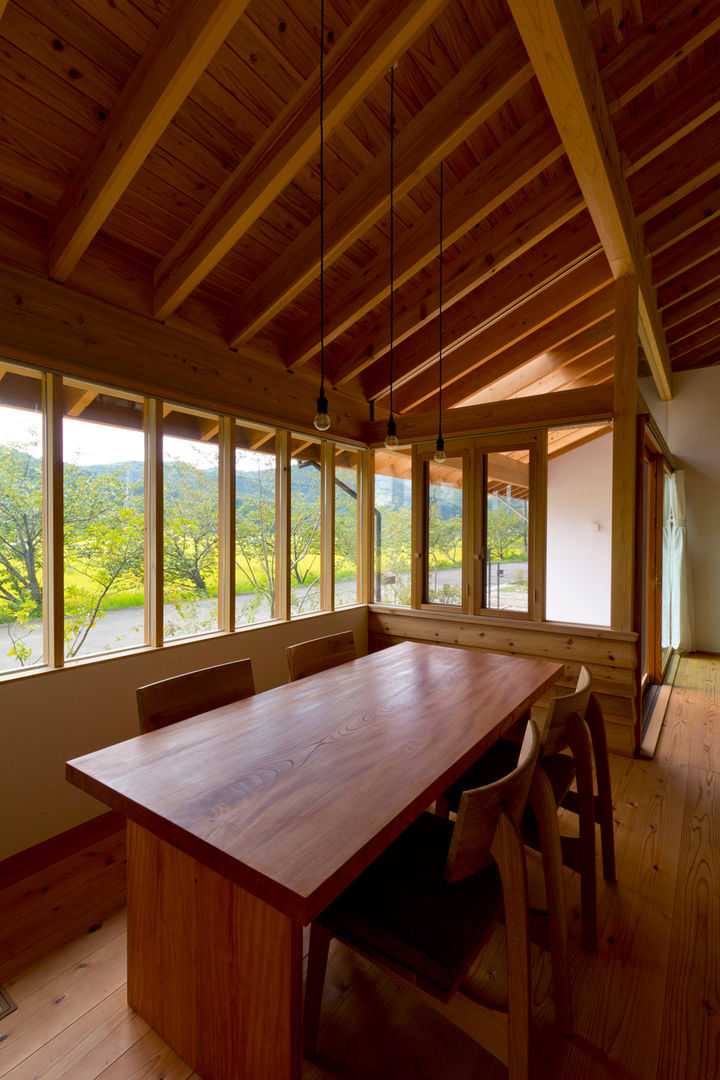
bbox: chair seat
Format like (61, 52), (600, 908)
(318, 811), (504, 997)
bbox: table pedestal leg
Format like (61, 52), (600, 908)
(126, 821), (303, 1080)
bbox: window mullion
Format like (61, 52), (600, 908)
(145, 397), (163, 647)
(275, 430), (291, 621)
(43, 372), (64, 668)
(219, 416), (236, 633)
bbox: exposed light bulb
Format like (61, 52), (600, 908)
(313, 390), (330, 432)
(385, 415), (398, 449)
(434, 436), (446, 464)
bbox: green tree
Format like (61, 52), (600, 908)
(236, 465), (276, 621)
(164, 460), (219, 594)
(0, 442), (43, 618)
(63, 462), (144, 657)
(486, 501), (527, 562)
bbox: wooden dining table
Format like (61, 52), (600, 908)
(66, 641), (563, 1080)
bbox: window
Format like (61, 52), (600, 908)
(334, 446), (360, 607)
(478, 445), (532, 615)
(163, 406), (220, 640)
(290, 435), (322, 615)
(423, 451), (464, 607)
(62, 381), (145, 659)
(373, 446), (412, 605)
(0, 363), (44, 670)
(235, 422), (277, 625)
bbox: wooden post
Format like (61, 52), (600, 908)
(144, 397), (163, 647)
(532, 431), (548, 623)
(359, 448), (373, 604)
(42, 372), (64, 667)
(611, 275), (639, 632)
(219, 415), (236, 632)
(276, 430), (291, 622)
(321, 440), (334, 611)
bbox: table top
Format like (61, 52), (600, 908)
(67, 642), (562, 923)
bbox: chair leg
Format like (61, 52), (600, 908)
(491, 812), (531, 1080)
(303, 922), (333, 1059)
(528, 769), (573, 1037)
(569, 719), (598, 952)
(586, 695), (617, 883)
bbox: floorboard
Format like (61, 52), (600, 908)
(1, 654), (719, 1080)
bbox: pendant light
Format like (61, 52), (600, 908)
(313, 0), (331, 432)
(434, 160), (446, 464)
(384, 65), (399, 449)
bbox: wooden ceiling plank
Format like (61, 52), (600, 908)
(654, 227), (720, 294)
(507, 0), (672, 400)
(617, 60), (720, 179)
(645, 176), (720, 258)
(394, 281), (616, 413)
(153, 0), (453, 321)
(672, 347), (720, 373)
(289, 113), (564, 375)
(630, 120), (720, 226)
(362, 247), (611, 402)
(48, 0), (248, 283)
(663, 281), (720, 332)
(333, 177), (591, 387)
(227, 24), (535, 351)
(669, 318), (720, 360)
(512, 341), (615, 399)
(598, 0), (720, 114)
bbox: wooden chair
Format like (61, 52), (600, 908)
(440, 664), (598, 1045)
(304, 720), (541, 1080)
(286, 630), (356, 682)
(136, 658), (255, 733)
(560, 690), (616, 885)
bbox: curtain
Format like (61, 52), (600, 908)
(667, 470), (694, 652)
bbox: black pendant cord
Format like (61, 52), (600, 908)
(386, 66), (397, 443)
(314, 0), (329, 428)
(319, 0), (326, 401)
(437, 160), (444, 447)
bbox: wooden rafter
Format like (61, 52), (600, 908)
(48, 0), (248, 283)
(227, 21), (534, 351)
(506, 0), (672, 400)
(153, 0), (452, 321)
(334, 177), (591, 387)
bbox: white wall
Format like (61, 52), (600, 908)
(641, 367), (720, 652)
(0, 607), (367, 860)
(546, 432), (613, 626)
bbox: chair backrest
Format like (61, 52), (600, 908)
(286, 630), (356, 681)
(137, 658), (255, 733)
(445, 720), (540, 883)
(542, 665), (593, 756)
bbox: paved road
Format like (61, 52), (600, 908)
(0, 563), (527, 672)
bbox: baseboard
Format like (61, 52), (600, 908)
(0, 810), (124, 889)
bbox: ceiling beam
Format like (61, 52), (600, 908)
(366, 384), (614, 445)
(506, 0), (672, 400)
(290, 113), (563, 373)
(364, 249), (611, 406)
(48, 0), (247, 283)
(153, 0), (451, 321)
(405, 283), (616, 413)
(335, 177), (590, 388)
(226, 21), (533, 351)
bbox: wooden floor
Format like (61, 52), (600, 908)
(1, 653), (719, 1080)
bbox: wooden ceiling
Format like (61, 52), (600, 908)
(1, 0), (719, 438)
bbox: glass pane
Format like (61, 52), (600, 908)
(373, 447), (412, 605)
(661, 469), (673, 654)
(426, 455), (463, 605)
(63, 381), (145, 660)
(546, 426), (612, 625)
(290, 436), (322, 615)
(335, 447), (360, 607)
(0, 364), (44, 670)
(235, 423), (277, 625)
(163, 407), (219, 640)
(485, 449), (530, 613)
